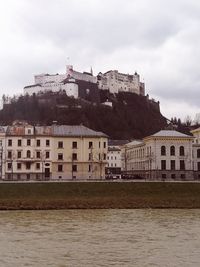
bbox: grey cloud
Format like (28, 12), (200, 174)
(0, 0), (200, 119)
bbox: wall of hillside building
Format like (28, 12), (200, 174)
(97, 70), (142, 95)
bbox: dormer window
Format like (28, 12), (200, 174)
(27, 129), (31, 134)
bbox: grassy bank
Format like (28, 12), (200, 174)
(0, 182), (200, 209)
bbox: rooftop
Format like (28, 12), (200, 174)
(6, 124), (107, 138)
(149, 130), (193, 138)
(51, 125), (107, 137)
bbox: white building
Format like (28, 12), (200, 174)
(24, 65), (146, 98)
(191, 127), (200, 179)
(106, 140), (129, 179)
(24, 65), (96, 98)
(97, 70), (145, 95)
(122, 130), (194, 180)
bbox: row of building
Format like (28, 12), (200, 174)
(24, 65), (145, 98)
(0, 120), (200, 181)
(106, 128), (200, 180)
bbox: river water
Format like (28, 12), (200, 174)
(0, 209), (200, 267)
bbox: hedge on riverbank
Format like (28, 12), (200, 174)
(0, 182), (200, 209)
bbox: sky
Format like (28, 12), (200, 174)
(0, 0), (200, 121)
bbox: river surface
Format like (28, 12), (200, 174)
(0, 209), (200, 267)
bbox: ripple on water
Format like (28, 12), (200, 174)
(0, 209), (200, 266)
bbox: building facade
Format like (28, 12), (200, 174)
(122, 130), (194, 180)
(24, 65), (96, 98)
(1, 123), (108, 181)
(24, 65), (145, 98)
(97, 70), (145, 95)
(191, 127), (200, 179)
(106, 140), (129, 179)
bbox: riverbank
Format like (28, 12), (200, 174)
(0, 181), (200, 209)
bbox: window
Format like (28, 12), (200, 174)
(26, 162), (31, 170)
(180, 173), (185, 179)
(197, 149), (200, 158)
(46, 140), (50, 147)
(36, 151), (41, 158)
(27, 129), (31, 134)
(58, 164), (63, 172)
(27, 150), (31, 158)
(17, 151), (21, 158)
(18, 139), (22, 146)
(17, 174), (21, 180)
(180, 160), (185, 170)
(88, 153), (92, 161)
(27, 139), (31, 146)
(161, 160), (166, 170)
(58, 141), (63, 148)
(72, 164), (77, 172)
(72, 153), (77, 161)
(46, 151), (50, 159)
(58, 153), (63, 160)
(36, 163), (40, 170)
(170, 160), (175, 170)
(198, 162), (200, 171)
(161, 146), (166, 156)
(180, 146), (185, 156)
(89, 141), (93, 149)
(170, 146), (175, 156)
(72, 141), (77, 149)
(8, 151), (12, 159)
(162, 173), (166, 179)
(99, 142), (101, 148)
(171, 174), (176, 179)
(103, 153), (106, 160)
(17, 163), (21, 170)
(26, 174), (30, 180)
(8, 139), (12, 146)
(36, 140), (40, 147)
(88, 164), (91, 172)
(104, 142), (106, 148)
(7, 162), (12, 170)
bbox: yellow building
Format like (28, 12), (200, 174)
(51, 125), (108, 180)
(3, 123), (108, 181)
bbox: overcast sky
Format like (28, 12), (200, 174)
(0, 0), (200, 120)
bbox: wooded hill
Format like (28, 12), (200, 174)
(0, 91), (167, 139)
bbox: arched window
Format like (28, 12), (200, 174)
(197, 149), (200, 158)
(27, 150), (31, 158)
(170, 146), (175, 156)
(180, 146), (185, 156)
(161, 146), (166, 156)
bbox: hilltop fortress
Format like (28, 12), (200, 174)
(24, 65), (145, 98)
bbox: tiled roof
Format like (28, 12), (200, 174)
(0, 126), (8, 133)
(108, 140), (130, 146)
(6, 124), (107, 137)
(191, 127), (200, 133)
(150, 130), (193, 138)
(35, 126), (52, 135)
(108, 147), (121, 152)
(126, 140), (143, 146)
(24, 84), (41, 89)
(52, 125), (107, 137)
(6, 126), (26, 135)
